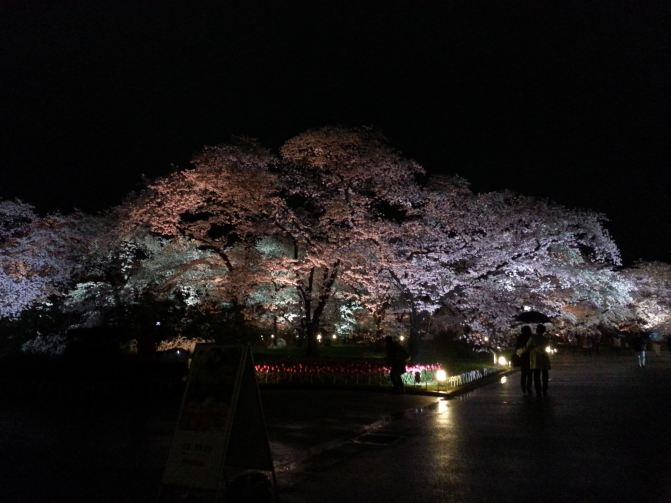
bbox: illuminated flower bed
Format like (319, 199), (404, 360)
(254, 361), (444, 387)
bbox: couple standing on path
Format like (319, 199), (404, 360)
(515, 324), (551, 397)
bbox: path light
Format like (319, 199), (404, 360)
(399, 335), (405, 342)
(546, 346), (558, 354)
(332, 334), (337, 341)
(498, 355), (508, 366)
(500, 376), (507, 384)
(316, 334), (323, 343)
(435, 368), (447, 392)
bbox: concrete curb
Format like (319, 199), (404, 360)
(405, 368), (516, 398)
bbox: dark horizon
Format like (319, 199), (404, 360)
(2, 1), (669, 264)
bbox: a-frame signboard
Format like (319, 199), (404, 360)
(159, 344), (276, 502)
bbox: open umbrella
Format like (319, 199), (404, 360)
(514, 311), (552, 324)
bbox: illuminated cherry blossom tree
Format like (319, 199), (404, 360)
(3, 127), (660, 358)
(0, 199), (105, 319)
(364, 182), (627, 348)
(278, 126), (429, 353)
(121, 127), (628, 351)
(625, 261), (671, 333)
(443, 193), (626, 345)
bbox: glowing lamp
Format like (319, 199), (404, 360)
(332, 334), (337, 340)
(399, 335), (405, 342)
(435, 369), (447, 382)
(498, 355), (508, 366)
(316, 334), (323, 343)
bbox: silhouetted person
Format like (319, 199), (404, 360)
(514, 325), (533, 395)
(385, 336), (408, 393)
(612, 332), (622, 355)
(630, 330), (647, 368)
(520, 324), (551, 397)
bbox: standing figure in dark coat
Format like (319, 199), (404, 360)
(630, 329), (647, 368)
(518, 324), (551, 397)
(530, 324), (551, 396)
(385, 336), (409, 393)
(514, 325), (533, 395)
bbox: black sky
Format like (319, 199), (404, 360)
(1, 1), (670, 264)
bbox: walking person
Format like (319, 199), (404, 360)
(384, 336), (409, 393)
(514, 325), (533, 395)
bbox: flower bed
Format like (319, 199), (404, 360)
(254, 360), (496, 389)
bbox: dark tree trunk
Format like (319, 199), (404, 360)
(297, 262), (340, 357)
(408, 302), (421, 359)
(389, 270), (422, 359)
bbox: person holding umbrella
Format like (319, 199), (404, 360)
(518, 324), (552, 397)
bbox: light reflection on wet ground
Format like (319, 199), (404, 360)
(280, 352), (671, 503)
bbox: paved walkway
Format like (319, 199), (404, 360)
(1, 350), (669, 501)
(277, 350), (671, 503)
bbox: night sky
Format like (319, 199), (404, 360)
(2, 1), (670, 264)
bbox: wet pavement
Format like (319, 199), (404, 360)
(1, 350), (670, 502)
(278, 350), (671, 503)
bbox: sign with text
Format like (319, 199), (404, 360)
(161, 344), (273, 500)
